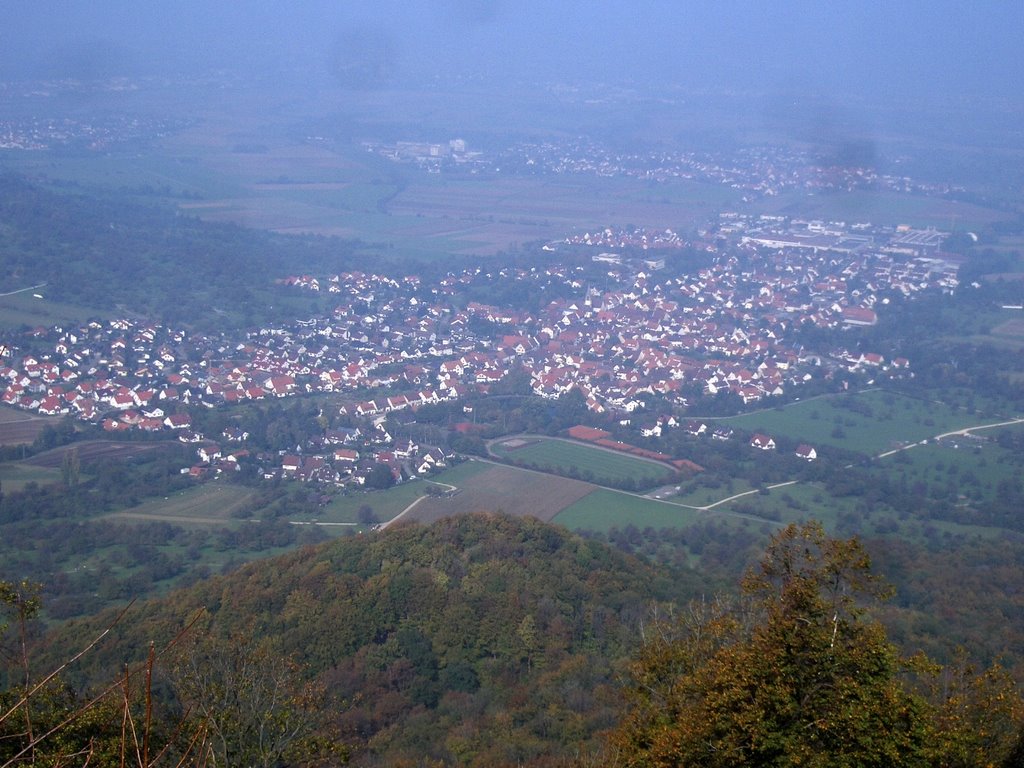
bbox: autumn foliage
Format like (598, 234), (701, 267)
(607, 522), (1024, 767)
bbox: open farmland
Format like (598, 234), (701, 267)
(26, 440), (179, 468)
(490, 436), (676, 487)
(2, 121), (739, 260)
(553, 488), (711, 532)
(757, 188), (1015, 231)
(405, 463), (594, 524)
(0, 461), (63, 491)
(953, 315), (1024, 352)
(872, 423), (1024, 508)
(0, 406), (58, 445)
(101, 483), (260, 526)
(320, 481), (426, 527)
(721, 390), (979, 455)
(0, 287), (104, 331)
(386, 175), (738, 253)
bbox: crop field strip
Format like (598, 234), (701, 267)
(490, 436), (676, 486)
(101, 484), (259, 525)
(406, 463), (594, 524)
(26, 440), (178, 468)
(0, 407), (57, 445)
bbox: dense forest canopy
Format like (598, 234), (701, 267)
(4, 517), (1024, 767)
(28, 514), (696, 766)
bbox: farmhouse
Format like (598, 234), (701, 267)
(796, 444), (818, 461)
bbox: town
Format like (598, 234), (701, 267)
(0, 213), (958, 486)
(365, 133), (964, 201)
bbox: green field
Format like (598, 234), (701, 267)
(873, 423), (1024, 506)
(2, 124), (744, 262)
(0, 461), (64, 491)
(553, 488), (706, 532)
(757, 188), (1015, 231)
(0, 290), (104, 330)
(316, 461), (494, 526)
(721, 390), (981, 455)
(670, 477), (757, 508)
(490, 437), (675, 487)
(102, 483), (260, 525)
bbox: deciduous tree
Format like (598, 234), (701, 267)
(612, 523), (932, 767)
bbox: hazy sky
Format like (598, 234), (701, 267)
(2, 1), (1022, 101)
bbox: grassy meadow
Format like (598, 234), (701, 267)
(721, 390), (979, 455)
(553, 488), (707, 532)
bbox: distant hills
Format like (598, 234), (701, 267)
(0, 174), (361, 329)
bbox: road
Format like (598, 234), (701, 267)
(874, 417), (1024, 459)
(0, 282), (47, 297)
(379, 494), (427, 530)
(372, 415), (1024, 531)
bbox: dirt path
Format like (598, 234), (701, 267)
(875, 417), (1024, 459)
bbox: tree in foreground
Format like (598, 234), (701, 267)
(609, 522), (1024, 767)
(169, 617), (345, 767)
(0, 589), (344, 767)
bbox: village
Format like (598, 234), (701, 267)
(0, 215), (957, 486)
(367, 132), (964, 201)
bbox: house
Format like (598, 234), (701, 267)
(164, 413), (192, 430)
(264, 375), (296, 397)
(416, 447), (449, 473)
(222, 426), (250, 442)
(325, 427), (361, 445)
(197, 444), (223, 464)
(796, 444), (818, 461)
(751, 433), (776, 451)
(37, 396), (67, 416)
(333, 448), (359, 463)
(841, 306), (878, 326)
(394, 438), (418, 458)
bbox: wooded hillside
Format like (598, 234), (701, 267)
(39, 513), (700, 766)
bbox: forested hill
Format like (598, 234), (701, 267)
(45, 513), (703, 766)
(0, 174), (360, 329)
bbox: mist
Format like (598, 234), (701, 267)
(2, 1), (1021, 103)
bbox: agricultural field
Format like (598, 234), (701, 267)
(670, 477), (758, 508)
(553, 488), (710, 533)
(873, 423), (1024, 508)
(0, 289), (101, 331)
(0, 461), (64, 492)
(2, 114), (740, 261)
(320, 481), (425, 528)
(490, 436), (676, 487)
(101, 483), (260, 526)
(721, 390), (981, 455)
(406, 462), (594, 524)
(757, 188), (1015, 232)
(26, 440), (179, 468)
(950, 314), (1024, 352)
(386, 174), (739, 253)
(0, 406), (58, 446)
